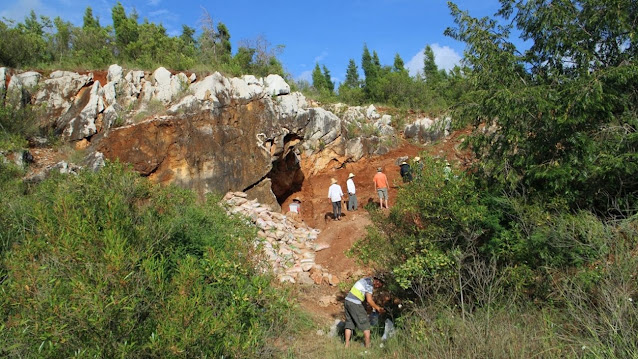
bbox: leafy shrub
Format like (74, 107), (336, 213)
(0, 97), (42, 151)
(351, 156), (491, 292)
(0, 162), (294, 358)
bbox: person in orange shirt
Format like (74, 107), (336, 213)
(373, 167), (390, 209)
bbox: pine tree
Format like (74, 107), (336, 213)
(312, 63), (327, 91)
(322, 65), (334, 93)
(423, 45), (440, 83)
(361, 44), (375, 80)
(82, 7), (100, 29)
(216, 22), (231, 63)
(111, 2), (139, 58)
(344, 59), (360, 88)
(393, 53), (406, 73)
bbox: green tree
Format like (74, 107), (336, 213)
(111, 2), (139, 59)
(216, 22), (231, 63)
(393, 53), (407, 73)
(82, 7), (100, 29)
(322, 65), (334, 93)
(312, 63), (327, 91)
(446, 0), (638, 213)
(179, 24), (195, 46)
(0, 11), (50, 67)
(423, 45), (448, 85)
(51, 17), (73, 63)
(344, 59), (360, 88)
(361, 44), (376, 83)
(71, 22), (114, 68)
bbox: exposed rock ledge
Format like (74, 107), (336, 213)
(1, 65), (451, 208)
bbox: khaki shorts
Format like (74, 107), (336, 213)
(344, 300), (370, 331)
(377, 188), (388, 200)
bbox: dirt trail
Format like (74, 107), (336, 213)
(283, 129), (471, 329)
(283, 142), (425, 324)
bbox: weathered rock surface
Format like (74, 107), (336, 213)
(4, 65), (449, 206)
(404, 117), (451, 142)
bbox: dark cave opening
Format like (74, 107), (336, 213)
(267, 134), (304, 205)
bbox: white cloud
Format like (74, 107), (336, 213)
(147, 0), (162, 5)
(313, 51), (328, 64)
(405, 43), (462, 76)
(149, 9), (170, 18)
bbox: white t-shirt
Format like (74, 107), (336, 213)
(289, 202), (300, 213)
(346, 178), (356, 194)
(328, 184), (344, 202)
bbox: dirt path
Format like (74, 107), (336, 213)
(282, 141), (424, 326)
(282, 129), (472, 343)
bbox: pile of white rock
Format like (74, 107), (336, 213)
(222, 192), (340, 286)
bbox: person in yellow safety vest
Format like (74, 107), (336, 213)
(344, 276), (385, 348)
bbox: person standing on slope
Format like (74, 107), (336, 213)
(373, 167), (390, 209)
(346, 173), (357, 211)
(399, 161), (412, 182)
(344, 276), (385, 348)
(328, 178), (344, 220)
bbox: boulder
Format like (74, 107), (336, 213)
(366, 104), (380, 120)
(84, 151), (106, 172)
(264, 74), (290, 96)
(15, 71), (41, 89)
(404, 117), (451, 142)
(297, 272), (315, 285)
(230, 76), (264, 103)
(107, 64), (123, 83)
(152, 67), (174, 104)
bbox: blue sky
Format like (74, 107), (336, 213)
(0, 0), (506, 84)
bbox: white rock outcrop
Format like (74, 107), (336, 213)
(264, 74), (290, 96)
(35, 71), (93, 113)
(404, 117), (451, 142)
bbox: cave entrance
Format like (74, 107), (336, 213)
(267, 134), (304, 205)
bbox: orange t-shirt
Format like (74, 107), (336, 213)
(373, 172), (389, 189)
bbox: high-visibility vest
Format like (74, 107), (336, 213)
(346, 278), (372, 303)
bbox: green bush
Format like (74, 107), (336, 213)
(351, 156), (491, 292)
(0, 162), (294, 358)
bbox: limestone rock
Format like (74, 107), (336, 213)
(35, 71), (93, 115)
(62, 81), (104, 140)
(107, 64), (123, 83)
(297, 272), (315, 285)
(404, 117), (451, 142)
(264, 74), (290, 96)
(84, 151), (106, 172)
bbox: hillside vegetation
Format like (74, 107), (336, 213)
(1, 0), (637, 358)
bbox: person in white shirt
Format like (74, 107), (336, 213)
(327, 178), (344, 221)
(346, 173), (357, 211)
(287, 197), (302, 219)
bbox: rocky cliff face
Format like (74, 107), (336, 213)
(1, 65), (450, 210)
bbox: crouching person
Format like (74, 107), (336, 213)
(344, 276), (385, 348)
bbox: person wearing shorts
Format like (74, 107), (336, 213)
(344, 276), (385, 348)
(373, 167), (390, 209)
